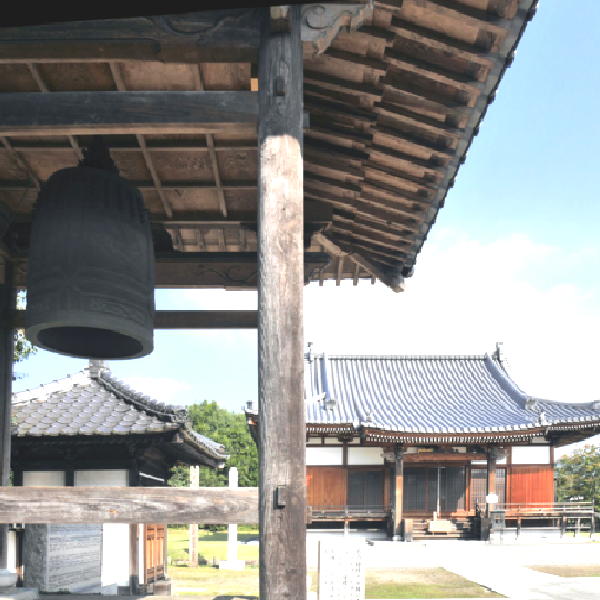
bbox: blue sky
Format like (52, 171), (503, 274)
(12, 1), (600, 457)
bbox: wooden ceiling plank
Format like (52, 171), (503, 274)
(0, 91), (258, 137)
(109, 61), (173, 219)
(193, 64), (227, 218)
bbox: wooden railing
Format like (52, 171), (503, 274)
(309, 505), (391, 518)
(476, 501), (594, 514)
(0, 486), (259, 524)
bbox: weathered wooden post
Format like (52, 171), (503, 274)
(0, 262), (17, 591)
(258, 4), (306, 599)
(392, 447), (404, 541)
(189, 466), (199, 568)
(486, 448), (498, 518)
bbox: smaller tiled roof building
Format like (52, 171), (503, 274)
(246, 348), (600, 541)
(10, 360), (227, 594)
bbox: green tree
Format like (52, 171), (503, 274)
(556, 444), (600, 517)
(13, 291), (37, 380)
(168, 400), (258, 490)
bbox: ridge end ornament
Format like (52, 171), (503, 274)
(301, 1), (374, 57)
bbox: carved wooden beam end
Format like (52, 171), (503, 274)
(301, 1), (374, 57)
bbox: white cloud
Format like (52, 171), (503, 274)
(304, 230), (600, 405)
(120, 376), (193, 403)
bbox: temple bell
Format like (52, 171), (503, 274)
(25, 136), (155, 360)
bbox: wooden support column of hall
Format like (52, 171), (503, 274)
(0, 261), (16, 590)
(258, 5), (306, 600)
(392, 447), (404, 541)
(486, 448), (498, 518)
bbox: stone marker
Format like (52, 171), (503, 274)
(318, 540), (365, 600)
(219, 468), (245, 571)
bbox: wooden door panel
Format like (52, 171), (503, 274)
(509, 466), (554, 506)
(306, 467), (347, 507)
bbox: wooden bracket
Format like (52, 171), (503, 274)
(301, 2), (374, 57)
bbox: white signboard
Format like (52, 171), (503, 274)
(318, 540), (365, 600)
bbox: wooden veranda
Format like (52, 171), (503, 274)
(0, 2), (537, 598)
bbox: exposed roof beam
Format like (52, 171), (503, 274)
(0, 91), (258, 137)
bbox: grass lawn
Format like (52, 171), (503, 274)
(167, 531), (504, 599)
(167, 526), (259, 564)
(528, 565), (600, 577)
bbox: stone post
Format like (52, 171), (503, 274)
(219, 468), (244, 570)
(189, 466), (199, 568)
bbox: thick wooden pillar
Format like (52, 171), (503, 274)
(0, 262), (15, 576)
(486, 448), (498, 518)
(392, 448), (404, 540)
(189, 466), (199, 568)
(258, 5), (305, 599)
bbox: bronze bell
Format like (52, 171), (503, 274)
(25, 136), (155, 359)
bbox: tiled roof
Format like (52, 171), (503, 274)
(12, 361), (228, 463)
(245, 352), (600, 436)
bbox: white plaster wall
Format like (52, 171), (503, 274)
(8, 530), (17, 573)
(347, 447), (384, 465)
(306, 447), (342, 466)
(511, 446), (551, 465)
(75, 470), (130, 590)
(323, 438), (341, 445)
(22, 471), (65, 486)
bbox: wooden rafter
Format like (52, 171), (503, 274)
(109, 62), (173, 218)
(192, 64), (228, 218)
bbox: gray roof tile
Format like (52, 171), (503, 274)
(12, 361), (229, 464)
(248, 352), (600, 437)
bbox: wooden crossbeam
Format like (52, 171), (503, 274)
(12, 310), (258, 330)
(0, 487), (258, 524)
(0, 91), (258, 136)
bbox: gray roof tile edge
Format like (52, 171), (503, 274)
(12, 363), (228, 461)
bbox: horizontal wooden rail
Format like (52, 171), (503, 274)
(12, 310), (257, 330)
(0, 486), (258, 524)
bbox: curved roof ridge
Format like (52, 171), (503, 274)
(483, 353), (530, 408)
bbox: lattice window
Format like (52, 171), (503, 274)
(347, 469), (385, 509)
(470, 468), (488, 511)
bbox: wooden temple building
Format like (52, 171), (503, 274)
(9, 360), (227, 594)
(246, 346), (600, 540)
(0, 2), (543, 599)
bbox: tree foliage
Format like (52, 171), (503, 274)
(13, 291), (37, 380)
(168, 400), (258, 489)
(556, 444), (600, 514)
